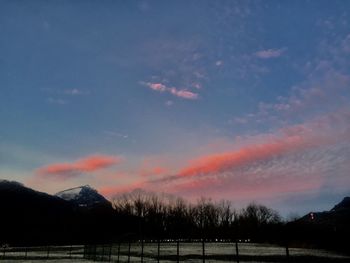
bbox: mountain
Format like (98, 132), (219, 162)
(55, 185), (110, 208)
(287, 197), (350, 253)
(331, 197), (350, 212)
(0, 180), (74, 213)
(298, 197), (350, 224)
(0, 180), (120, 246)
(0, 180), (76, 245)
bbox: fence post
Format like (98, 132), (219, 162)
(24, 246), (28, 260)
(93, 245), (97, 261)
(141, 239), (144, 263)
(69, 244), (72, 259)
(108, 244), (112, 262)
(47, 246), (50, 259)
(176, 240), (179, 263)
(2, 247), (5, 260)
(202, 239), (205, 263)
(157, 239), (160, 263)
(102, 244), (105, 261)
(286, 244), (290, 262)
(83, 245), (86, 259)
(127, 241), (131, 263)
(235, 241), (239, 263)
(117, 242), (120, 263)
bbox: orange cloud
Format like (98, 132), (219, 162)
(36, 155), (122, 179)
(139, 166), (168, 177)
(159, 112), (350, 199)
(171, 172), (324, 202)
(178, 135), (313, 177)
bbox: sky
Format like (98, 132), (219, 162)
(1, 0), (350, 216)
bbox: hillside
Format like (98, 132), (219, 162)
(0, 180), (118, 246)
(287, 197), (350, 253)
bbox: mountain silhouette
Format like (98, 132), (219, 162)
(1, 179), (349, 252)
(0, 180), (118, 246)
(0, 180), (76, 245)
(287, 196), (350, 253)
(298, 196), (350, 225)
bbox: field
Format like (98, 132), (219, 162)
(2, 242), (350, 262)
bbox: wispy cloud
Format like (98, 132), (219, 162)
(46, 97), (67, 105)
(141, 82), (198, 100)
(44, 88), (88, 105)
(64, 88), (86, 96)
(165, 100), (174, 106)
(93, 109), (350, 202)
(233, 117), (248, 124)
(135, 109), (350, 201)
(341, 34), (350, 53)
(255, 48), (287, 59)
(234, 68), (350, 127)
(168, 87), (198, 99)
(36, 155), (123, 180)
(215, 60), (223, 66)
(147, 83), (167, 92)
(103, 130), (129, 139)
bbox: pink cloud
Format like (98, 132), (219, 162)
(255, 48), (286, 59)
(169, 87), (198, 99)
(36, 155), (122, 180)
(171, 171), (324, 202)
(177, 109), (350, 179)
(139, 166), (168, 177)
(142, 82), (198, 100)
(148, 111), (350, 200)
(177, 134), (313, 178)
(148, 83), (167, 92)
(69, 110), (350, 202)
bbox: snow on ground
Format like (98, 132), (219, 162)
(2, 243), (350, 262)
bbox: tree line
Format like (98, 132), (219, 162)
(112, 190), (283, 242)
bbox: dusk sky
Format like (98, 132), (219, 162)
(1, 1), (350, 216)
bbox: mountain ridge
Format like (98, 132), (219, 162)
(55, 184), (110, 208)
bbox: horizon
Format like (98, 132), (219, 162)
(1, 178), (347, 219)
(1, 1), (350, 217)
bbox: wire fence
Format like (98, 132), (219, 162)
(1, 241), (350, 262)
(0, 245), (84, 260)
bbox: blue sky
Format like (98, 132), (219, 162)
(1, 1), (350, 216)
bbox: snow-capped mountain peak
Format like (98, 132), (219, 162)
(55, 185), (109, 207)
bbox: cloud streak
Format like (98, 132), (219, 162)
(88, 108), (350, 204)
(36, 155), (123, 180)
(141, 82), (198, 100)
(179, 110), (350, 179)
(139, 109), (350, 201)
(255, 48), (286, 59)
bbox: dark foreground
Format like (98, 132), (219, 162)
(1, 242), (350, 262)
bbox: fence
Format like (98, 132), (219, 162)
(1, 241), (349, 262)
(0, 245), (84, 261)
(84, 240), (244, 262)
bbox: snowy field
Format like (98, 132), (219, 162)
(2, 242), (350, 262)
